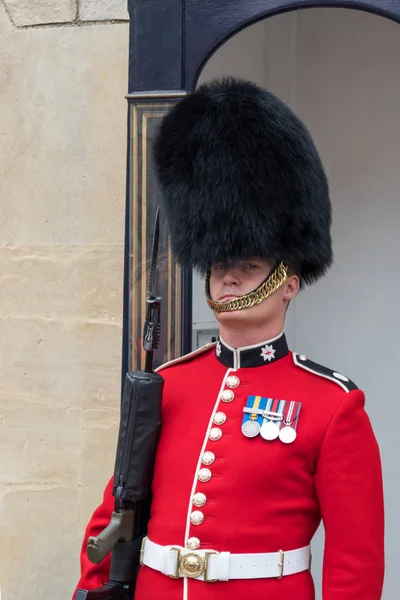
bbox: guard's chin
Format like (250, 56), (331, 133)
(214, 307), (252, 324)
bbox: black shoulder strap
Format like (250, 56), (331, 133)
(293, 353), (358, 393)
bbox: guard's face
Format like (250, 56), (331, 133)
(208, 257), (299, 330)
(209, 258), (271, 301)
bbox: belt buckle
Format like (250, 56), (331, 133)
(276, 549), (285, 579)
(169, 548), (219, 581)
(179, 551), (206, 579)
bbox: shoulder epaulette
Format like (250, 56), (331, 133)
(156, 343), (216, 373)
(293, 353), (358, 393)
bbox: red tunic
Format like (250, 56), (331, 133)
(74, 335), (384, 600)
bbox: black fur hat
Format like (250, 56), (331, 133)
(153, 77), (332, 284)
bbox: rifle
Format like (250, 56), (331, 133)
(76, 208), (164, 599)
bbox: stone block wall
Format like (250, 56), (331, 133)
(0, 2), (129, 598)
(3, 0), (128, 27)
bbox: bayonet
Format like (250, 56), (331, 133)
(143, 208), (162, 371)
(147, 206), (160, 299)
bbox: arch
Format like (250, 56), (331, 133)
(185, 0), (400, 90)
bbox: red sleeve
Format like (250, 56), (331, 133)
(314, 389), (384, 599)
(72, 476), (114, 598)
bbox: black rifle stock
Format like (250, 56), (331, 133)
(76, 370), (163, 599)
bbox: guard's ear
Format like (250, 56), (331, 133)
(283, 274), (300, 302)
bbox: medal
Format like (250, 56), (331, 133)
(278, 401), (301, 444)
(260, 399), (284, 441)
(260, 420), (280, 440)
(279, 425), (297, 444)
(241, 420), (261, 438)
(241, 395), (267, 438)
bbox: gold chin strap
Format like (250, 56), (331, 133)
(205, 262), (288, 313)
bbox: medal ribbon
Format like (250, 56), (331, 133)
(242, 395), (268, 432)
(282, 400), (301, 430)
(261, 398), (283, 428)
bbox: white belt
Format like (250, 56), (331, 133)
(140, 537), (311, 582)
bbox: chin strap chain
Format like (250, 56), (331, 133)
(205, 262), (288, 313)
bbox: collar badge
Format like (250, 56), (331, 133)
(260, 344), (276, 362)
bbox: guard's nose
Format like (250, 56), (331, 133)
(222, 268), (241, 286)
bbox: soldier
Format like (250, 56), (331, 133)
(74, 78), (384, 600)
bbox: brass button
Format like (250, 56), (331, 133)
(226, 375), (240, 388)
(221, 389), (234, 403)
(213, 411), (226, 425)
(202, 451), (215, 465)
(190, 510), (204, 525)
(333, 371), (349, 382)
(209, 427), (222, 441)
(193, 492), (207, 507)
(198, 468), (212, 483)
(187, 537), (201, 550)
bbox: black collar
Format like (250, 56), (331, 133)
(216, 333), (289, 369)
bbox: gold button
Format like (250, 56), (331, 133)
(202, 451), (215, 465)
(221, 389), (234, 403)
(198, 468), (212, 483)
(226, 375), (240, 388)
(190, 510), (204, 525)
(209, 427), (222, 441)
(213, 411), (226, 425)
(193, 492), (207, 507)
(187, 537), (201, 550)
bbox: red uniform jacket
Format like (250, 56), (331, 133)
(74, 334), (384, 600)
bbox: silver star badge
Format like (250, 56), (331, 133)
(260, 344), (276, 362)
(216, 341), (222, 357)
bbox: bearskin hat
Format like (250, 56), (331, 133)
(153, 77), (332, 285)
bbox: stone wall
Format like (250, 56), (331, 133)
(2, 0), (128, 27)
(0, 2), (129, 598)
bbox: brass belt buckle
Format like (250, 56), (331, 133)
(180, 552), (206, 579)
(168, 547), (219, 581)
(276, 549), (285, 579)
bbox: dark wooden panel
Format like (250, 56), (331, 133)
(185, 0), (400, 90)
(128, 0), (183, 92)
